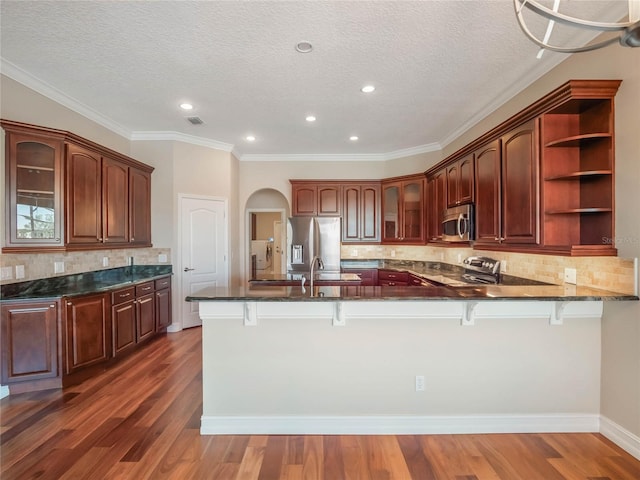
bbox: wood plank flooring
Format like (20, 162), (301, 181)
(2, 327), (640, 479)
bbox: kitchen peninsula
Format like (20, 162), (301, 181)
(187, 279), (636, 436)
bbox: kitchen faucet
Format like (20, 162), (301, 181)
(309, 255), (324, 292)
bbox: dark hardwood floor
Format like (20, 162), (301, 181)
(2, 327), (640, 479)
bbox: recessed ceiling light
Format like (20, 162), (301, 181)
(305, 115), (316, 122)
(350, 136), (359, 141)
(295, 41), (313, 53)
(361, 85), (375, 93)
(246, 135), (256, 142)
(180, 103), (193, 110)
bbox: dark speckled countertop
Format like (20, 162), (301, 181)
(187, 283), (637, 302)
(0, 265), (173, 301)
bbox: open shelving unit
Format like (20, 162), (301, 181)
(540, 83), (619, 255)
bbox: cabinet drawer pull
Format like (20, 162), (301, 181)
(141, 286), (151, 291)
(119, 293), (131, 298)
(50, 304), (55, 308)
(388, 282), (395, 286)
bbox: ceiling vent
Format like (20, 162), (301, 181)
(186, 116), (204, 125)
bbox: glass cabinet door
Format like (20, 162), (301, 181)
(382, 184), (400, 241)
(6, 130), (64, 248)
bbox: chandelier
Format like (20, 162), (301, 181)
(514, 0), (640, 56)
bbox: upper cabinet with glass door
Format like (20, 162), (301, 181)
(381, 174), (426, 244)
(4, 122), (65, 250)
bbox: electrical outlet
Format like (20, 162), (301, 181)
(54, 261), (65, 274)
(1, 266), (13, 280)
(415, 375), (425, 392)
(102, 257), (109, 267)
(158, 253), (168, 263)
(501, 260), (507, 272)
(564, 267), (577, 284)
(390, 250), (396, 258)
(457, 253), (462, 263)
(15, 265), (25, 279)
(350, 249), (358, 257)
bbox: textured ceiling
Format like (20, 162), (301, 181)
(0, 0), (628, 160)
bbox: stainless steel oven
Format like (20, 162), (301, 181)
(442, 204), (473, 242)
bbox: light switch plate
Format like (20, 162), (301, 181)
(564, 267), (577, 284)
(54, 261), (65, 274)
(1, 266), (13, 280)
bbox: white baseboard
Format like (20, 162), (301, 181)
(600, 415), (640, 460)
(0, 385), (9, 399)
(200, 413), (599, 435)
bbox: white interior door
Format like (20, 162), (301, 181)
(180, 196), (227, 329)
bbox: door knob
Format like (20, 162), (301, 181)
(184, 267), (195, 272)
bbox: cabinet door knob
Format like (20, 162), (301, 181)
(67, 301), (72, 306)
(50, 304), (55, 308)
(131, 237), (135, 241)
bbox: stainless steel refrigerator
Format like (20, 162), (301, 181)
(286, 216), (341, 274)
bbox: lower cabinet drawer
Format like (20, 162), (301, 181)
(379, 280), (409, 287)
(112, 287), (135, 305)
(378, 269), (409, 282)
(135, 282), (154, 297)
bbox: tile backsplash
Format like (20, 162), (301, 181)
(341, 244), (637, 295)
(0, 247), (171, 285)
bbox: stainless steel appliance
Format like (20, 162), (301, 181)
(461, 256), (501, 284)
(442, 204), (473, 242)
(287, 216), (341, 274)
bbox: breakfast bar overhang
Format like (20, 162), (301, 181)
(187, 285), (636, 436)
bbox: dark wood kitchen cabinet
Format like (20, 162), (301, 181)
(1, 300), (60, 388)
(155, 276), (172, 331)
(342, 182), (381, 242)
(446, 153), (474, 207)
(426, 169), (446, 242)
(378, 269), (409, 286)
(111, 287), (136, 357)
(474, 120), (540, 248)
(2, 123), (65, 250)
(539, 81), (620, 255)
(382, 174), (425, 244)
(64, 293), (110, 375)
(135, 282), (155, 342)
(129, 167), (152, 245)
(2, 120), (154, 253)
(291, 181), (341, 216)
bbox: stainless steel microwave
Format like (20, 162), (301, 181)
(442, 204), (474, 242)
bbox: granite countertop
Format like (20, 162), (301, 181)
(0, 265), (173, 301)
(250, 272), (362, 286)
(187, 283), (638, 302)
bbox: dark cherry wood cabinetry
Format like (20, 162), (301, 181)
(382, 175), (425, 244)
(446, 154), (474, 207)
(426, 170), (446, 242)
(500, 119), (540, 246)
(1, 274), (172, 394)
(129, 167), (152, 245)
(111, 276), (171, 358)
(2, 120), (154, 253)
(3, 125), (65, 249)
(64, 293), (110, 375)
(111, 287), (136, 357)
(378, 269), (409, 286)
(342, 182), (381, 242)
(1, 300), (60, 388)
(474, 140), (502, 245)
(291, 181), (341, 216)
(155, 277), (172, 331)
(136, 282), (156, 342)
(291, 180), (381, 243)
(428, 80), (619, 256)
(539, 85), (619, 256)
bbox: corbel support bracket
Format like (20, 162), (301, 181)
(461, 302), (479, 326)
(333, 302), (346, 326)
(550, 301), (568, 325)
(244, 302), (257, 326)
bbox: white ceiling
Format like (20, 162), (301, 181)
(0, 0), (628, 161)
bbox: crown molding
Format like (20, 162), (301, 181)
(130, 131), (234, 152)
(1, 58), (132, 139)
